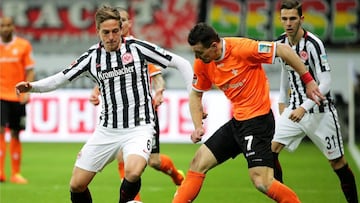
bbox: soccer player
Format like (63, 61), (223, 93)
(0, 16), (35, 184)
(89, 8), (185, 201)
(172, 22), (324, 203)
(271, 1), (358, 202)
(15, 5), (193, 203)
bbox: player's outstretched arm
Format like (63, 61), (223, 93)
(16, 72), (70, 94)
(151, 73), (165, 108)
(189, 90), (205, 143)
(167, 52), (194, 92)
(276, 43), (325, 105)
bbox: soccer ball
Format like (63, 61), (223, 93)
(126, 201), (142, 203)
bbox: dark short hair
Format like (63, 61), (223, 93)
(188, 23), (220, 48)
(280, 0), (302, 17)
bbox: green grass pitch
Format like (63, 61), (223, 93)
(0, 142), (359, 203)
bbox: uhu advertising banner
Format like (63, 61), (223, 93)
(0, 0), (359, 53)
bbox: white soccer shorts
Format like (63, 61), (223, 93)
(75, 124), (154, 172)
(273, 107), (344, 160)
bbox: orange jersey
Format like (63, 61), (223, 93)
(192, 37), (276, 120)
(0, 36), (35, 101)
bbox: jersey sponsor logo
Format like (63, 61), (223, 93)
(0, 57), (19, 63)
(98, 67), (135, 80)
(258, 42), (272, 53)
(219, 78), (246, 91)
(122, 53), (134, 65)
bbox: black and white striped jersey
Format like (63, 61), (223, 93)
(62, 38), (176, 129)
(276, 30), (334, 113)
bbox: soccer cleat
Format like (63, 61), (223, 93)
(173, 170), (185, 186)
(10, 174), (28, 184)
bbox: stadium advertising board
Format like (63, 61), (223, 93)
(9, 90), (279, 143)
(202, 0), (359, 46)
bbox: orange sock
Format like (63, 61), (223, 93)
(134, 193), (141, 201)
(119, 162), (141, 201)
(159, 154), (184, 185)
(172, 170), (205, 203)
(266, 180), (301, 203)
(0, 134), (6, 176)
(9, 137), (21, 176)
(118, 162), (125, 179)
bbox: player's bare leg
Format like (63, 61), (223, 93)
(69, 167), (96, 203)
(249, 166), (300, 202)
(148, 153), (184, 185)
(117, 151), (141, 201)
(271, 141), (285, 183)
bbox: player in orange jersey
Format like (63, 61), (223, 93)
(172, 22), (324, 203)
(0, 16), (35, 184)
(271, 1), (358, 202)
(89, 8), (184, 201)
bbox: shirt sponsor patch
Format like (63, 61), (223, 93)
(258, 42), (272, 53)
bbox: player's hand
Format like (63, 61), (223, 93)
(289, 107), (306, 122)
(89, 87), (100, 106)
(191, 127), (205, 143)
(153, 88), (165, 108)
(305, 80), (325, 105)
(15, 81), (32, 95)
(89, 94), (100, 106)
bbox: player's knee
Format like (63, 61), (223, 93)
(70, 182), (88, 193)
(329, 156), (346, 169)
(249, 171), (272, 193)
(124, 169), (142, 182)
